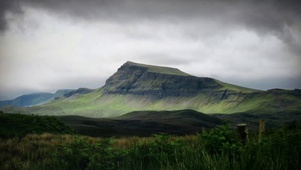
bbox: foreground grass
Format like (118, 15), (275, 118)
(1, 125), (300, 170)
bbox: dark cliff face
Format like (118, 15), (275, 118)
(103, 62), (222, 97)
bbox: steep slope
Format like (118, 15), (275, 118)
(104, 61), (222, 97)
(3, 61), (301, 117)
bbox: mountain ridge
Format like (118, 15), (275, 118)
(0, 88), (92, 108)
(0, 93), (54, 107)
(1, 61), (300, 117)
(103, 61), (259, 97)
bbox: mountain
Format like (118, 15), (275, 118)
(53, 89), (76, 98)
(0, 93), (54, 107)
(63, 88), (94, 98)
(2, 61), (301, 117)
(0, 89), (75, 107)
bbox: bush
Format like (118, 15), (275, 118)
(0, 113), (76, 138)
(201, 124), (244, 155)
(1, 124), (300, 170)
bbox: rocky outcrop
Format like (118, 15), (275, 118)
(103, 61), (222, 98)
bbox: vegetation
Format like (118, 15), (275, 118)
(0, 112), (76, 138)
(125, 61), (191, 76)
(2, 62), (300, 118)
(1, 123), (300, 170)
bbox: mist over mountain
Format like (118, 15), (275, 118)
(0, 89), (75, 107)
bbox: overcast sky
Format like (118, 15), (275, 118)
(0, 0), (301, 100)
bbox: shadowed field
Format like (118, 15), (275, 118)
(58, 109), (301, 137)
(58, 109), (223, 137)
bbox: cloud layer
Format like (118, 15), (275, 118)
(0, 0), (300, 100)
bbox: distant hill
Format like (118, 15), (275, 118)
(59, 109), (223, 137)
(58, 108), (301, 137)
(2, 61), (301, 117)
(63, 88), (94, 98)
(119, 109), (222, 127)
(0, 88), (95, 108)
(0, 89), (74, 107)
(0, 93), (54, 107)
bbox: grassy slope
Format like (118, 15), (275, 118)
(8, 86), (300, 118)
(43, 63), (268, 116)
(216, 80), (261, 93)
(3, 62), (300, 117)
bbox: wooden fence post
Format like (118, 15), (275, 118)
(259, 119), (265, 142)
(237, 123), (248, 145)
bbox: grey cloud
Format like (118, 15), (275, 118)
(1, 0), (301, 99)
(225, 76), (301, 91)
(1, 0), (300, 34)
(136, 53), (194, 66)
(0, 0), (22, 31)
(14, 0), (301, 53)
(237, 1), (301, 50)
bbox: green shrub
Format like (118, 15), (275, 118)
(0, 112), (76, 138)
(1, 123), (300, 170)
(201, 124), (244, 155)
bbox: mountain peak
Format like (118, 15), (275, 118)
(103, 61), (221, 97)
(120, 61), (191, 76)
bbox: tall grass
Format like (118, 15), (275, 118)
(1, 125), (300, 170)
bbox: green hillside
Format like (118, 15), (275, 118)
(6, 86), (300, 118)
(2, 61), (301, 118)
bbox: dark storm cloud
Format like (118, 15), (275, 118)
(0, 0), (299, 59)
(0, 0), (22, 31)
(1, 0), (301, 36)
(16, 0), (300, 54)
(1, 0), (301, 100)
